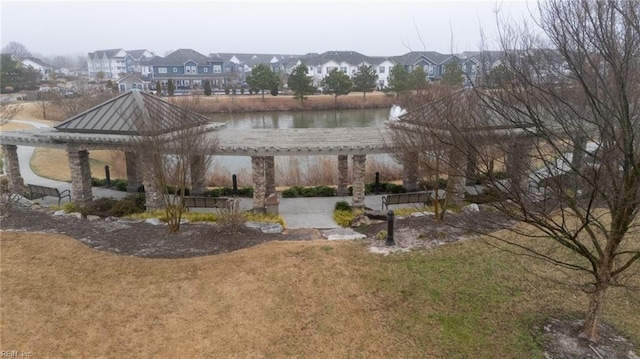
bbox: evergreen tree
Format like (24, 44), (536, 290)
(440, 62), (464, 87)
(156, 80), (162, 95)
(320, 69), (353, 106)
(352, 64), (377, 99)
(246, 64), (280, 100)
(167, 79), (175, 96)
(203, 80), (212, 96)
(288, 64), (315, 104)
(387, 64), (410, 98)
(409, 67), (429, 92)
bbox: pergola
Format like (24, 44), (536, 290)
(1, 91), (412, 211)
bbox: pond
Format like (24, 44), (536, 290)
(205, 108), (401, 187)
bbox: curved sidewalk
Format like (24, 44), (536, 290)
(6, 119), (128, 207)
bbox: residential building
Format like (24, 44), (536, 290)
(21, 57), (53, 80)
(87, 49), (155, 79)
(117, 75), (149, 93)
(214, 53), (301, 86)
(299, 51), (373, 87)
(149, 49), (226, 90)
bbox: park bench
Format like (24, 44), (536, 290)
(182, 196), (233, 211)
(381, 191), (431, 210)
(27, 184), (71, 206)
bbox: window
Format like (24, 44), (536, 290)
(158, 67), (167, 74)
(173, 67), (178, 73)
(204, 68), (208, 73)
(316, 66), (321, 74)
(341, 66), (347, 73)
(213, 65), (222, 73)
(428, 66), (434, 76)
(185, 65), (196, 74)
(379, 66), (385, 73)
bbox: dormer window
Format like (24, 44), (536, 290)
(185, 65), (197, 74)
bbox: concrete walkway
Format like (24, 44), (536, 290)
(5, 119), (413, 228)
(6, 119), (128, 207)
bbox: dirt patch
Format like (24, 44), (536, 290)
(535, 317), (640, 359)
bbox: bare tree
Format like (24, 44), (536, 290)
(389, 86), (485, 220)
(34, 91), (59, 121)
(0, 100), (22, 126)
(131, 95), (218, 233)
(2, 41), (31, 59)
(52, 85), (117, 119)
(480, 0), (640, 341)
(391, 0), (639, 342)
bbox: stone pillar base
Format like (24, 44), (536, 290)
(337, 154), (349, 196)
(252, 156), (266, 212)
(67, 148), (93, 207)
(2, 145), (24, 194)
(352, 154), (366, 209)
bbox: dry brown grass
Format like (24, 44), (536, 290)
(30, 148), (127, 181)
(1, 227), (638, 358)
(170, 91), (395, 114)
(0, 122), (33, 132)
(1, 232), (397, 358)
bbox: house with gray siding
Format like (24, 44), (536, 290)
(116, 75), (149, 93)
(149, 49), (226, 90)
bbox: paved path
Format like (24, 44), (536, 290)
(6, 119), (128, 207)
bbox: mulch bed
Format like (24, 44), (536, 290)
(1, 204), (511, 259)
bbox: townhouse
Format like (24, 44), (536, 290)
(214, 53), (301, 86)
(148, 49), (226, 90)
(87, 49), (155, 79)
(87, 46), (497, 91)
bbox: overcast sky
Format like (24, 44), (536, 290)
(1, 0), (536, 58)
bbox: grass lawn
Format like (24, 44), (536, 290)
(1, 232), (638, 358)
(29, 148), (126, 182)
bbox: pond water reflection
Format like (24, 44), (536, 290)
(206, 108), (400, 187)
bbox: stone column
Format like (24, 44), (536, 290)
(141, 154), (163, 210)
(1, 145), (24, 193)
(251, 156), (266, 213)
(447, 146), (466, 207)
(337, 154), (349, 196)
(124, 151), (142, 193)
(465, 143), (479, 185)
(402, 154), (419, 192)
(352, 154), (366, 209)
(67, 148), (93, 207)
(265, 156), (275, 196)
(190, 155), (207, 196)
(506, 135), (534, 192)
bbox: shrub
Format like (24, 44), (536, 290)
(217, 200), (246, 233)
(91, 177), (106, 186)
(245, 212), (286, 228)
(108, 194), (146, 217)
(204, 187), (253, 198)
(0, 176), (20, 217)
(111, 179), (128, 192)
(333, 209), (358, 227)
(61, 201), (78, 213)
(282, 185), (335, 198)
(375, 230), (388, 241)
(334, 201), (352, 211)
